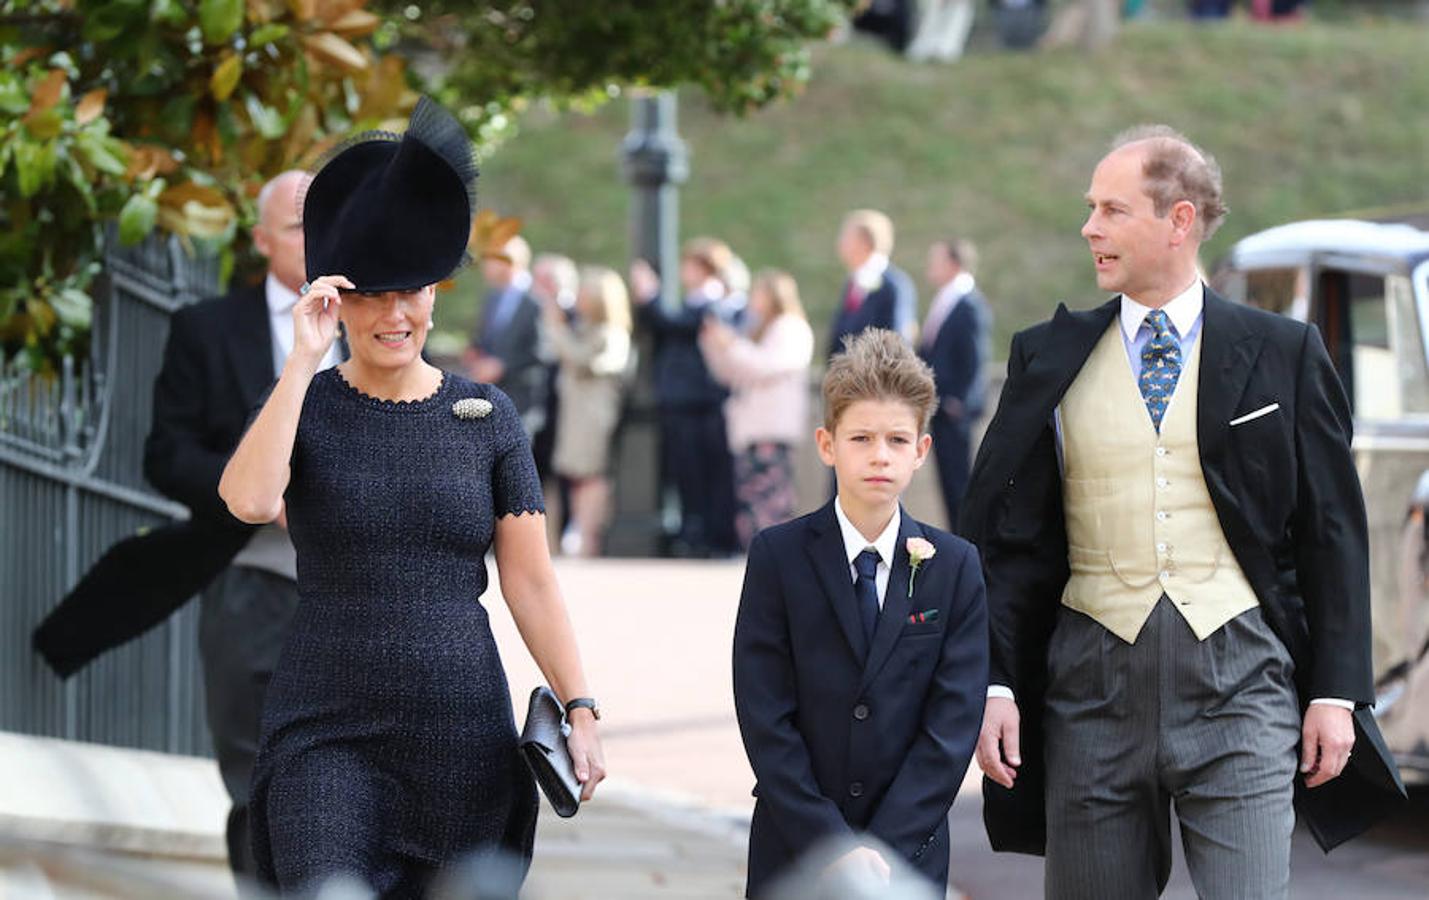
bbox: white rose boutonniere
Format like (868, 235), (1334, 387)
(906, 537), (936, 598)
(453, 398), (493, 420)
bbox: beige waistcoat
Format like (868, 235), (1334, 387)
(1059, 322), (1258, 643)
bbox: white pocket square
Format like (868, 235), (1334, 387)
(1229, 403), (1280, 427)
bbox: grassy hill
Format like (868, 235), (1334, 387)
(437, 19), (1429, 355)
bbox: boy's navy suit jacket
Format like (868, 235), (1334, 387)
(733, 500), (988, 896)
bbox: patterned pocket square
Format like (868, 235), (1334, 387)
(908, 609), (941, 625)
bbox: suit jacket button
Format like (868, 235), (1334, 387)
(853, 703), (870, 721)
(849, 782), (865, 798)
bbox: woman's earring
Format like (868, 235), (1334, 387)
(427, 319), (435, 329)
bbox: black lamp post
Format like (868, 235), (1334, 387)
(604, 92), (689, 557)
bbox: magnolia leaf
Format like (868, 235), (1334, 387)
(193, 110), (222, 164)
(27, 69), (67, 117)
(9, 46), (51, 69)
(242, 93), (286, 139)
(355, 54), (407, 121)
(158, 181), (229, 211)
(28, 300), (58, 338)
(124, 144), (180, 181)
(210, 53), (243, 101)
(302, 32), (368, 73)
(62, 154), (99, 213)
(199, 0), (245, 45)
(22, 107), (64, 140)
(50, 289), (93, 330)
(152, 0), (188, 27)
(315, 0), (365, 23)
(14, 140), (58, 197)
(158, 199), (237, 240)
(328, 9), (380, 39)
(158, 181), (237, 240)
(118, 193), (158, 245)
(249, 23), (290, 46)
(75, 88), (107, 125)
(75, 130), (128, 177)
(0, 75), (29, 115)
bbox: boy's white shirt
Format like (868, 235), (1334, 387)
(834, 497), (900, 609)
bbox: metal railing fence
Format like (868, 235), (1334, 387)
(1, 232), (220, 755)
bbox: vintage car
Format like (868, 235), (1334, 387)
(1213, 218), (1429, 784)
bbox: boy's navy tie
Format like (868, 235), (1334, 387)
(854, 548), (881, 646)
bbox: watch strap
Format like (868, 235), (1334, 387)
(564, 697), (600, 720)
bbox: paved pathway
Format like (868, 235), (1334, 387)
(7, 556), (1426, 897)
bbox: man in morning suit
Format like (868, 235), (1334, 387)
(466, 234), (549, 443)
(734, 329), (988, 896)
(961, 126), (1405, 898)
(827, 209), (917, 358)
(919, 237), (991, 528)
(141, 170), (343, 876)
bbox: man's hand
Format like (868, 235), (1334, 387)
(468, 355), (505, 385)
(628, 258), (660, 305)
(1301, 704), (1355, 788)
(700, 317), (735, 349)
(824, 845), (891, 887)
(976, 697), (1022, 789)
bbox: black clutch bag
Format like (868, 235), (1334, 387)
(519, 686), (581, 818)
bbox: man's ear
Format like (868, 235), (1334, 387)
(252, 224), (273, 260)
(1169, 199), (1197, 246)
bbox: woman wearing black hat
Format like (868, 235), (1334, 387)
(219, 98), (605, 896)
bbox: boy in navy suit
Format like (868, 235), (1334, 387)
(733, 328), (989, 896)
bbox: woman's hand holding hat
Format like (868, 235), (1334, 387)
(292, 274), (352, 368)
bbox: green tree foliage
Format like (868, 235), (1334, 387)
(2, 0), (855, 376)
(376, 1), (858, 148)
(1, 0), (406, 375)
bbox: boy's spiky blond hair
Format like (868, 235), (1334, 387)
(822, 329), (937, 433)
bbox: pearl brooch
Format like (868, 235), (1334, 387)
(452, 398), (493, 420)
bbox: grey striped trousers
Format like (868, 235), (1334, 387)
(1043, 596), (1300, 899)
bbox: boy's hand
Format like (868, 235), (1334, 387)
(976, 697), (1021, 788)
(824, 846), (891, 887)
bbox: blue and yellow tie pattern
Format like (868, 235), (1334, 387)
(1138, 309), (1182, 432)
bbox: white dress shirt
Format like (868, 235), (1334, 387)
(921, 271), (976, 348)
(834, 498), (900, 609)
(266, 274), (341, 377)
(852, 253), (891, 294)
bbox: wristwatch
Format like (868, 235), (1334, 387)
(564, 697), (601, 720)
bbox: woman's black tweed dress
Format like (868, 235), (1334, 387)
(249, 368), (543, 896)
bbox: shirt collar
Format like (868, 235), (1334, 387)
(934, 271), (975, 307)
(853, 253), (890, 291)
(265, 273), (299, 317)
(1120, 278), (1203, 342)
(833, 497), (901, 569)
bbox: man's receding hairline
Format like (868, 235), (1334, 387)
(257, 170), (307, 229)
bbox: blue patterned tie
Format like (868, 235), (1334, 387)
(853, 548), (881, 646)
(1138, 309), (1182, 432)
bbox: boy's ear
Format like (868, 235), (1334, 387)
(913, 432), (932, 468)
(815, 426), (836, 467)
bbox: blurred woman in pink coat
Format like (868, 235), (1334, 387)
(699, 269), (814, 550)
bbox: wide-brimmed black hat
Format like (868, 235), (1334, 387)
(301, 97), (477, 292)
